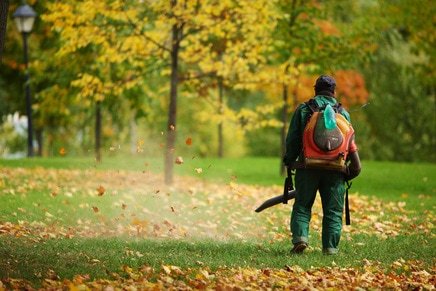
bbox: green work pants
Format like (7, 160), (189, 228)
(290, 169), (345, 252)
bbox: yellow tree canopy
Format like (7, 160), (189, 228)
(43, 0), (278, 101)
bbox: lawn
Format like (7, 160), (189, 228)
(0, 155), (435, 289)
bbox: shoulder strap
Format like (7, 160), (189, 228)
(306, 98), (341, 113)
(306, 98), (343, 113)
(305, 99), (319, 113)
(332, 102), (343, 113)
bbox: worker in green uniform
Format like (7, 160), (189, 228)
(283, 75), (361, 255)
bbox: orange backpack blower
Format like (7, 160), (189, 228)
(301, 100), (355, 172)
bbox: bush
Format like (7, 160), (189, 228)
(245, 127), (281, 157)
(0, 113), (27, 157)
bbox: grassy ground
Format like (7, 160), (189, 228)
(1, 155), (434, 215)
(0, 155), (435, 288)
(1, 155), (434, 194)
(1, 234), (432, 281)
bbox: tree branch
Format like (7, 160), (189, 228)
(120, 3), (172, 54)
(179, 71), (216, 82)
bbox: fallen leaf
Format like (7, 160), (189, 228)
(51, 187), (59, 197)
(97, 185), (105, 196)
(136, 140), (145, 153)
(175, 157), (184, 165)
(46, 269), (59, 280)
(162, 265), (171, 274)
(59, 147), (67, 156)
(185, 137), (192, 146)
(262, 269), (271, 276)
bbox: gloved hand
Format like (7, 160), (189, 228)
(345, 151), (361, 181)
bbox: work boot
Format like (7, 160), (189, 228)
(290, 242), (308, 254)
(323, 248), (338, 255)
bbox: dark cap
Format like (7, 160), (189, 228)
(314, 75), (336, 93)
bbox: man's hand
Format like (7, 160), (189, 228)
(345, 151), (361, 180)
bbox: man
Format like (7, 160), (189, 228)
(283, 75), (361, 255)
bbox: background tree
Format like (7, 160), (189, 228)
(43, 1), (155, 160)
(347, 0), (435, 162)
(158, 0), (276, 182)
(178, 0), (277, 158)
(0, 0), (8, 60)
(363, 32), (435, 162)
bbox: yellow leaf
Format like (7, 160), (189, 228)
(175, 156), (184, 164)
(162, 265), (171, 274)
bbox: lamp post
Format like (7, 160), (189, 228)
(13, 3), (37, 157)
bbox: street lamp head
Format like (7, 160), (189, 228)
(13, 4), (37, 33)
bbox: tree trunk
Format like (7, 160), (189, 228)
(95, 100), (102, 162)
(217, 78), (224, 158)
(164, 13), (181, 185)
(48, 133), (54, 156)
(0, 0), (8, 61)
(292, 82), (298, 110)
(22, 32), (34, 157)
(35, 128), (43, 157)
(280, 83), (289, 176)
(130, 116), (137, 154)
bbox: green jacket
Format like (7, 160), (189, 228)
(283, 95), (351, 166)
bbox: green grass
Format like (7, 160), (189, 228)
(0, 156), (435, 284)
(1, 234), (434, 283)
(1, 156), (434, 226)
(1, 155), (435, 201)
(0, 155), (281, 184)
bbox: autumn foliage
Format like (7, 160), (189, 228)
(333, 70), (369, 108)
(284, 71), (369, 109)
